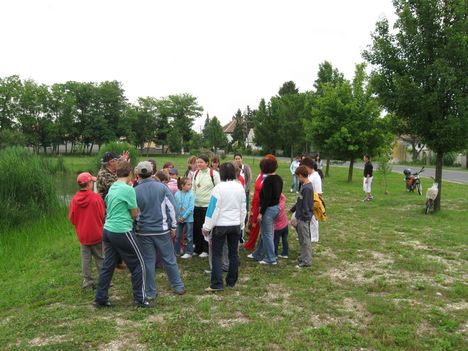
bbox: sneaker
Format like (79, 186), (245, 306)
(134, 300), (153, 308)
(192, 252), (199, 256)
(93, 300), (112, 308)
(259, 260), (277, 265)
(175, 290), (186, 295)
(278, 255), (289, 259)
(247, 253), (255, 259)
(290, 188), (293, 193)
(199, 252), (209, 258)
(204, 269), (212, 274)
(205, 287), (224, 293)
(181, 253), (192, 259)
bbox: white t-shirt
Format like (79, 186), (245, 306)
(308, 172), (323, 194)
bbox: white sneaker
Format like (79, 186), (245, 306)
(247, 253), (255, 259)
(181, 253), (192, 259)
(199, 252), (209, 258)
(259, 260), (277, 265)
(278, 255), (288, 259)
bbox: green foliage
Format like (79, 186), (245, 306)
(306, 64), (393, 181)
(430, 151), (458, 167)
(95, 142), (138, 171)
(206, 116), (228, 153)
(0, 129), (26, 149)
(364, 0), (468, 209)
(0, 147), (59, 229)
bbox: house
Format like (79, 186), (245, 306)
(222, 118), (236, 143)
(222, 118), (260, 150)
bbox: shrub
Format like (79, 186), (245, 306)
(0, 147), (59, 229)
(95, 142), (139, 171)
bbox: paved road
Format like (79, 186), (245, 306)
(347, 162), (468, 184)
(244, 156), (468, 184)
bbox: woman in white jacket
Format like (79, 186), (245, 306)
(202, 162), (246, 292)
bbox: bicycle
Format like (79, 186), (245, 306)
(403, 167), (424, 195)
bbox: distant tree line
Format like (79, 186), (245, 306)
(0, 77), (205, 154)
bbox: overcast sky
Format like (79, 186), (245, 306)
(0, 0), (396, 130)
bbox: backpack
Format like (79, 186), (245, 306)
(194, 168), (215, 186)
(313, 193), (327, 221)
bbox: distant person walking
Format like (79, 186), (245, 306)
(363, 154), (373, 201)
(134, 161), (185, 299)
(289, 155), (301, 192)
(192, 155), (220, 257)
(69, 172), (105, 290)
(202, 162), (246, 292)
(94, 161), (149, 308)
(174, 177), (195, 259)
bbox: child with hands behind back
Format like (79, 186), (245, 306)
(174, 177), (195, 258)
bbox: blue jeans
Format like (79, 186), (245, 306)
(253, 205), (279, 263)
(211, 225), (241, 289)
(174, 222), (193, 255)
(274, 225), (289, 256)
(291, 175), (300, 191)
(137, 234), (185, 298)
(95, 229), (146, 304)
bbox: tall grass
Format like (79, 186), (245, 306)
(0, 147), (59, 229)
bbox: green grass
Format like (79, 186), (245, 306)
(0, 157), (467, 350)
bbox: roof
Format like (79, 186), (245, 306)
(222, 118), (236, 134)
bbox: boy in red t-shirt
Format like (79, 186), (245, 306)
(69, 172), (106, 290)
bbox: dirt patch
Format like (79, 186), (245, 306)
(29, 335), (67, 347)
(341, 298), (372, 326)
(218, 311), (250, 328)
(146, 314), (165, 324)
(98, 336), (147, 351)
(444, 301), (468, 311)
(265, 283), (291, 301)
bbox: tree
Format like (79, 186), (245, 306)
(0, 76), (22, 130)
(206, 116), (228, 153)
(164, 94), (203, 153)
(270, 82), (307, 158)
(306, 64), (392, 182)
(364, 0), (468, 210)
(253, 99), (280, 154)
(202, 114), (210, 139)
(231, 109), (247, 148)
(312, 61), (345, 175)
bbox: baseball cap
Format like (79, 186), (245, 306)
(77, 172), (97, 185)
(168, 168), (178, 175)
(102, 151), (119, 163)
(135, 161), (153, 175)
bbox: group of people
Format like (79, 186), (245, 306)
(68, 151), (325, 308)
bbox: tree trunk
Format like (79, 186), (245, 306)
(325, 159), (330, 177)
(411, 142), (418, 162)
(347, 157), (354, 182)
(434, 151), (443, 211)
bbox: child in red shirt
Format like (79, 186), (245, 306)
(69, 172), (106, 290)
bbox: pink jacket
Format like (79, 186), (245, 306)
(274, 194), (288, 231)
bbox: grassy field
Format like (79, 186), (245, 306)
(0, 155), (467, 350)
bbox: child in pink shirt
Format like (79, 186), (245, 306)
(274, 193), (289, 258)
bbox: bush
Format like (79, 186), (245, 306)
(0, 147), (59, 229)
(430, 152), (457, 167)
(95, 142), (139, 171)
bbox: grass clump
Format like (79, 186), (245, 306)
(0, 147), (59, 229)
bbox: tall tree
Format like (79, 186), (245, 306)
(306, 64), (392, 182)
(231, 109), (247, 148)
(206, 116), (228, 153)
(0, 76), (23, 130)
(364, 0), (468, 210)
(165, 94), (203, 153)
(253, 99), (280, 154)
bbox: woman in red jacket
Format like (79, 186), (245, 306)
(243, 154), (276, 252)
